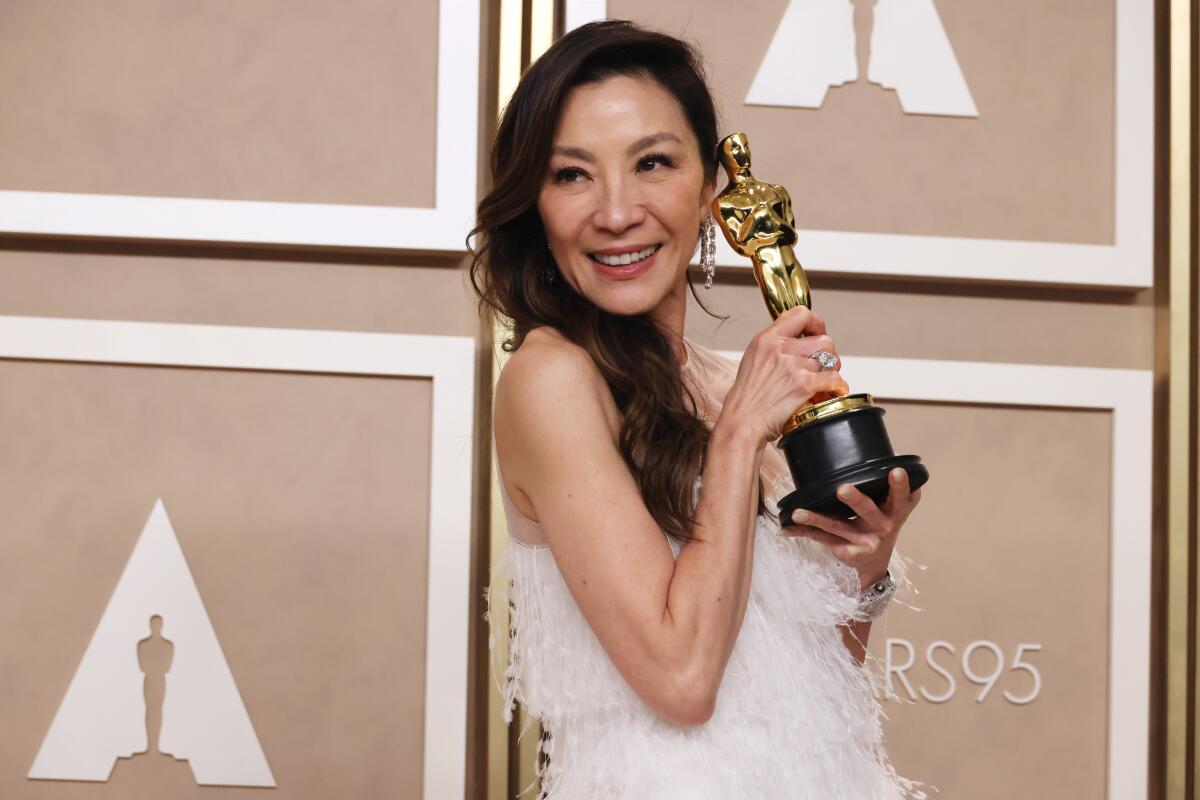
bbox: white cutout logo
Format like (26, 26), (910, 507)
(746, 0), (978, 117)
(28, 499), (276, 787)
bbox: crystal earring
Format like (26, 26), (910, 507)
(700, 214), (717, 289)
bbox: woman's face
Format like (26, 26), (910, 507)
(538, 74), (714, 322)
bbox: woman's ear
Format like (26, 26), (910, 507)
(699, 174), (717, 216)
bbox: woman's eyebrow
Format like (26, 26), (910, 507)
(626, 132), (682, 154)
(551, 132), (683, 163)
(552, 145), (594, 162)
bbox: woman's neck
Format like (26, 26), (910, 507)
(649, 281), (690, 365)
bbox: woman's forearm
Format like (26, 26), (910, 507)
(659, 417), (764, 708)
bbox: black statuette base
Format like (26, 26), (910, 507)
(775, 404), (930, 525)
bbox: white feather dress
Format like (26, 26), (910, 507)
(488, 340), (928, 799)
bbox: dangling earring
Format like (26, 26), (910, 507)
(700, 214), (717, 289)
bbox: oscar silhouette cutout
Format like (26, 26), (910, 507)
(747, 0), (978, 116)
(107, 614), (193, 787)
(830, 0), (887, 106)
(138, 614), (173, 756)
(851, 0), (877, 85)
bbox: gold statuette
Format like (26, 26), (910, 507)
(713, 131), (812, 318)
(712, 132), (929, 522)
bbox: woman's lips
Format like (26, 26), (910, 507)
(589, 247), (659, 281)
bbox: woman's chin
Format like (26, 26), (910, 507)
(577, 270), (681, 318)
(589, 287), (666, 318)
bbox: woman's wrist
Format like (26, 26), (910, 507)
(855, 569), (897, 621)
(858, 566), (890, 591)
(711, 413), (765, 451)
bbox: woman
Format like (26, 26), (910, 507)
(473, 19), (926, 800)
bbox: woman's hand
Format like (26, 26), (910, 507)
(783, 467), (922, 589)
(717, 306), (850, 447)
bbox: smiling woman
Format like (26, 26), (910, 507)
(470, 21), (729, 539)
(541, 81), (705, 313)
(470, 19), (925, 800)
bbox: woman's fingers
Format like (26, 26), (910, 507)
(786, 475), (920, 576)
(787, 507), (869, 542)
(735, 306), (847, 442)
(780, 334), (839, 361)
(785, 525), (883, 562)
(881, 468), (911, 514)
(834, 483), (892, 535)
(783, 526), (854, 548)
(771, 305), (826, 339)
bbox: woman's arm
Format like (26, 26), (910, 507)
(497, 311), (847, 726)
(496, 332), (766, 726)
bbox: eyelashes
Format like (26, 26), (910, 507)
(550, 152), (677, 184)
(552, 166), (585, 183)
(638, 151), (675, 171)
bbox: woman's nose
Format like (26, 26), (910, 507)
(592, 178), (646, 234)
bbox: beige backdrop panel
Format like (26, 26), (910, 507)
(0, 361), (433, 798)
(685, 273), (1154, 371)
(0, 250), (479, 338)
(865, 400), (1110, 798)
(608, 0), (1115, 245)
(0, 0), (437, 207)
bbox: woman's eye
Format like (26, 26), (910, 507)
(553, 167), (585, 183)
(637, 153), (674, 172)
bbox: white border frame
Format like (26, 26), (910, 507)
(0, 0), (480, 251)
(0, 315), (476, 800)
(719, 349), (1153, 798)
(569, 0), (1154, 288)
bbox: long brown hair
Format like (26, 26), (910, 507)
(469, 20), (722, 539)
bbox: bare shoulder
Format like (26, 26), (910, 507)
(496, 327), (613, 426)
(500, 327), (595, 385)
(494, 328), (621, 500)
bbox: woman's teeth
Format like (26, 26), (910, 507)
(591, 245), (659, 266)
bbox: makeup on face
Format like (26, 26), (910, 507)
(538, 75), (711, 317)
(588, 243), (663, 280)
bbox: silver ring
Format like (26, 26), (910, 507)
(809, 350), (840, 371)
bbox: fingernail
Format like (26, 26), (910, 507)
(891, 468), (903, 482)
(793, 510), (810, 523)
(837, 486), (852, 499)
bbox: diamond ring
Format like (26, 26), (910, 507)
(809, 350), (840, 371)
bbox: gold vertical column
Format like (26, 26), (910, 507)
(486, 5), (522, 797)
(512, 11), (557, 799)
(487, 2), (560, 798)
(485, 4), (524, 797)
(1165, 0), (1199, 795)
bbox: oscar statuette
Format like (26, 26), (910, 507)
(712, 132), (930, 523)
